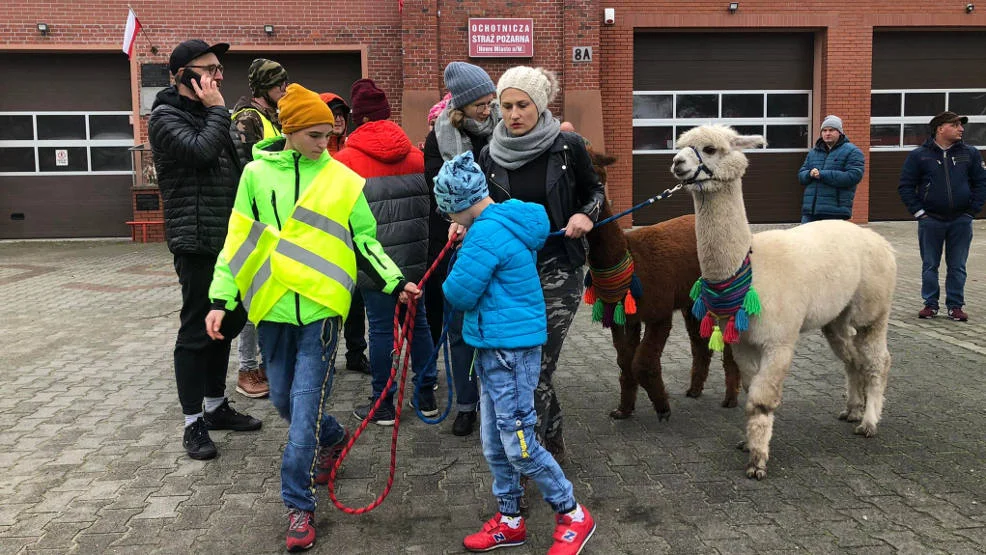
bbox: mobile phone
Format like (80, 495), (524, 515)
(179, 69), (202, 90)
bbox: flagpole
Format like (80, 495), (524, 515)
(127, 4), (158, 54)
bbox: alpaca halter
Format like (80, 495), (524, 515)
(689, 250), (761, 351)
(682, 146), (714, 185)
(583, 251), (643, 328)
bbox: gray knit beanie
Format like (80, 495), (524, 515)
(820, 115), (843, 134)
(444, 62), (496, 110)
(496, 66), (560, 115)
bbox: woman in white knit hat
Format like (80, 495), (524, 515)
(475, 64), (604, 514)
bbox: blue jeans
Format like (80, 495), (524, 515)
(257, 318), (346, 512)
(918, 216), (973, 309)
(363, 289), (437, 407)
(476, 346), (576, 515)
(446, 305), (478, 412)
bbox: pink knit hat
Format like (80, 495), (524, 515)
(428, 92), (453, 124)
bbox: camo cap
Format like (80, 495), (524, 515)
(248, 59), (288, 95)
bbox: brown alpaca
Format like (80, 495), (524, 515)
(586, 152), (741, 419)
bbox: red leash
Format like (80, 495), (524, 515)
(328, 237), (457, 514)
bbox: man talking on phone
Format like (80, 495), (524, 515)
(149, 39), (262, 461)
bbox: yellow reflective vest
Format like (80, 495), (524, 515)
(211, 139), (404, 325)
(231, 107), (279, 141)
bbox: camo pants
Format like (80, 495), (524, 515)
(533, 256), (584, 448)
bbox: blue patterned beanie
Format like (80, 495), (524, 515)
(434, 151), (489, 214)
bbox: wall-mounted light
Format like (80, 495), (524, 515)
(264, 24), (275, 36)
(37, 22), (49, 36)
(966, 3), (975, 13)
(728, 2), (739, 13)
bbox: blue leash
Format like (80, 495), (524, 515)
(412, 248), (460, 424)
(547, 183), (682, 237)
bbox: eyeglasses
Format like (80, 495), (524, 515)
(469, 102), (493, 113)
(185, 63), (224, 75)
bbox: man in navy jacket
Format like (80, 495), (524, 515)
(899, 111), (986, 322)
(798, 115), (865, 223)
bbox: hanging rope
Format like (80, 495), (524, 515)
(689, 249), (761, 351)
(328, 237), (456, 514)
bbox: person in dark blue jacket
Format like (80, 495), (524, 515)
(899, 111), (986, 322)
(798, 115), (865, 223)
(436, 151), (596, 555)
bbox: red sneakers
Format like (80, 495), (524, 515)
(286, 509), (315, 552)
(547, 505), (596, 555)
(314, 430), (350, 485)
(463, 513), (527, 552)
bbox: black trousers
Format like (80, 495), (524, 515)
(173, 253), (246, 415)
(344, 288), (367, 359)
(424, 254), (450, 346)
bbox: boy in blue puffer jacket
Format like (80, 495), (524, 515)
(435, 151), (595, 555)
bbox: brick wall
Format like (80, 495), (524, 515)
(4, 1), (985, 228)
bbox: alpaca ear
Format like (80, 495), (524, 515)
(731, 134), (766, 150)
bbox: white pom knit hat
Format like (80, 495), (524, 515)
(496, 66), (560, 115)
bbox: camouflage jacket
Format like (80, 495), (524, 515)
(231, 96), (280, 165)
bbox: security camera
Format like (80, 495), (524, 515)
(967, 3), (975, 13)
(603, 8), (615, 25)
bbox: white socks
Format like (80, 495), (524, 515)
(499, 514), (523, 529)
(184, 412), (203, 427)
(564, 505), (585, 523)
(203, 396), (225, 413)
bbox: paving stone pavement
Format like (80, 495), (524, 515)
(1, 221), (985, 555)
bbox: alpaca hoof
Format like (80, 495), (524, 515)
(746, 464), (767, 480)
(839, 408), (863, 422)
(685, 388), (702, 399)
(736, 440), (748, 451)
(609, 408), (633, 420)
(656, 410), (671, 422)
(854, 422), (878, 437)
(721, 397), (738, 408)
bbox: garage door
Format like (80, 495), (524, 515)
(222, 52), (363, 112)
(0, 53), (134, 239)
(632, 32), (814, 225)
(869, 31), (986, 221)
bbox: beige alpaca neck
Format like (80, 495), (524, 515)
(691, 178), (754, 282)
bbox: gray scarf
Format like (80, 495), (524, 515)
(489, 110), (561, 170)
(434, 105), (498, 161)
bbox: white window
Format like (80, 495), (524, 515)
(0, 111), (134, 175)
(632, 90), (812, 154)
(870, 89), (986, 150)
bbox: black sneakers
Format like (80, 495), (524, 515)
(203, 399), (262, 431)
(346, 352), (371, 374)
(452, 410), (477, 436)
(353, 399), (396, 426)
(183, 418), (217, 460)
(409, 389), (440, 417)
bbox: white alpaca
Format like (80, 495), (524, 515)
(670, 125), (897, 480)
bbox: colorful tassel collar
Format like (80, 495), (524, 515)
(689, 250), (761, 351)
(583, 251), (642, 328)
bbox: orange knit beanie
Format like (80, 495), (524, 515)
(278, 83), (335, 134)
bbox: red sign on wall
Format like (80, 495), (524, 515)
(468, 18), (534, 58)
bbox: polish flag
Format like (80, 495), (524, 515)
(122, 9), (141, 60)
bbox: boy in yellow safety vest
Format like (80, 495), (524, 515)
(205, 83), (420, 553)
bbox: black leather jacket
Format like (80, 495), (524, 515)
(478, 131), (605, 269)
(148, 87), (243, 256)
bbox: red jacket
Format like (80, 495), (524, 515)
(334, 120), (430, 283)
(334, 120), (424, 177)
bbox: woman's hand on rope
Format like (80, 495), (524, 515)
(205, 309), (226, 340)
(564, 213), (594, 239)
(398, 282), (422, 304)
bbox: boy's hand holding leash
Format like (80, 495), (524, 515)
(398, 282), (422, 304)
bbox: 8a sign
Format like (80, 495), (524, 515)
(572, 47), (593, 63)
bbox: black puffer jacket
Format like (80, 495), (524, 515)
(478, 131), (605, 269)
(148, 87), (243, 256)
